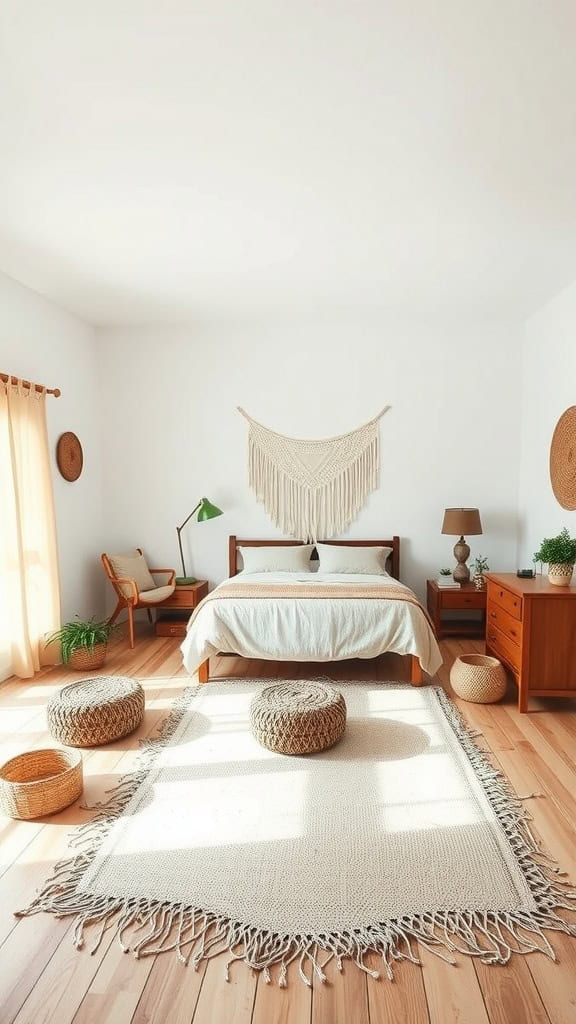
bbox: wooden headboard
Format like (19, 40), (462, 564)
(229, 536), (400, 580)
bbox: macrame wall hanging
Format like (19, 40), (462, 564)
(238, 406), (389, 542)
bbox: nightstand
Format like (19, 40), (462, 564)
(426, 580), (486, 640)
(155, 580), (208, 638)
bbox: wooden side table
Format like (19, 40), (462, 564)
(426, 580), (486, 641)
(155, 580), (208, 638)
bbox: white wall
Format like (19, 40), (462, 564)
(0, 272), (104, 621)
(98, 317), (524, 600)
(518, 280), (576, 566)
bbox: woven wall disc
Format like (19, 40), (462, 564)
(550, 406), (576, 510)
(56, 432), (83, 482)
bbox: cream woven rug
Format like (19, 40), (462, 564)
(20, 682), (576, 984)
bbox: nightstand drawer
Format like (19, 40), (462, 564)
(161, 582), (208, 609)
(440, 590), (486, 609)
(487, 600), (522, 645)
(487, 623), (521, 673)
(156, 618), (187, 638)
(487, 583), (522, 621)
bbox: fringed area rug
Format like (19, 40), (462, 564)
(18, 682), (576, 985)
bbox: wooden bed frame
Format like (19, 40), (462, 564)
(197, 535), (423, 685)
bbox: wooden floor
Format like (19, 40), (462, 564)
(1, 628), (576, 1024)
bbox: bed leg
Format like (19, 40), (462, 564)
(410, 656), (423, 686)
(198, 659), (210, 684)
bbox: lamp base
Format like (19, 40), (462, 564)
(453, 536), (471, 583)
(175, 576), (197, 586)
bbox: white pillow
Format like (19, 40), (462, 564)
(108, 550), (157, 597)
(316, 544), (392, 575)
(238, 545), (314, 573)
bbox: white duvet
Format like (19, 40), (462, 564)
(180, 572), (443, 676)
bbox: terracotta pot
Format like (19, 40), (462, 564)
(547, 563), (574, 587)
(68, 644), (108, 671)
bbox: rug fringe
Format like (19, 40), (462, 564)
(15, 683), (576, 985)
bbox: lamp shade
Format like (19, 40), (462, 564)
(441, 508), (482, 536)
(196, 497), (223, 521)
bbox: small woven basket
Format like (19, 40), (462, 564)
(68, 644), (108, 671)
(0, 748), (83, 820)
(450, 654), (506, 704)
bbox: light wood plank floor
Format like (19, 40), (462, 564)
(1, 628), (575, 1024)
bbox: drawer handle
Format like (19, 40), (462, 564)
(490, 611), (497, 618)
(488, 632), (496, 642)
(510, 629), (517, 638)
(499, 590), (504, 598)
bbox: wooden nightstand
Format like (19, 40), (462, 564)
(426, 579), (486, 640)
(155, 580), (208, 638)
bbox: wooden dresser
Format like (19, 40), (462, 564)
(484, 572), (576, 712)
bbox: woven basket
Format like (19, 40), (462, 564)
(450, 654), (506, 704)
(0, 748), (83, 820)
(68, 644), (108, 671)
(47, 676), (145, 747)
(250, 681), (347, 755)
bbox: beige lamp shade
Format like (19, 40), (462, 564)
(441, 508), (482, 537)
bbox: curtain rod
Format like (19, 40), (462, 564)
(0, 373), (61, 397)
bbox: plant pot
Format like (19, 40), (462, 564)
(547, 563), (574, 587)
(473, 572), (485, 590)
(68, 644), (108, 671)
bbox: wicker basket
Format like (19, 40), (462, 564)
(68, 644), (108, 671)
(450, 654), (506, 704)
(0, 748), (83, 820)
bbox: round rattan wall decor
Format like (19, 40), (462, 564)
(56, 432), (83, 482)
(550, 406), (576, 510)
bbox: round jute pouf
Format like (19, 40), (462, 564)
(250, 681), (347, 755)
(450, 655), (506, 704)
(47, 676), (145, 747)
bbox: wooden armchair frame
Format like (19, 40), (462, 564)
(102, 548), (176, 648)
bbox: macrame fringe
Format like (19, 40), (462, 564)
(15, 684), (576, 986)
(239, 406), (389, 542)
(249, 435), (379, 542)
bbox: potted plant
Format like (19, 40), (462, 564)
(47, 617), (118, 670)
(471, 555), (489, 590)
(534, 528), (576, 587)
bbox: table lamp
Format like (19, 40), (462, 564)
(176, 497), (223, 585)
(441, 507), (482, 583)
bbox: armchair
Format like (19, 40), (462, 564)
(102, 548), (176, 648)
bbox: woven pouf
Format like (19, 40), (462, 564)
(250, 681), (347, 755)
(47, 676), (145, 747)
(450, 654), (506, 704)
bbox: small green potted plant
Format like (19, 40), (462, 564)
(534, 528), (576, 587)
(470, 555), (489, 590)
(47, 617), (118, 670)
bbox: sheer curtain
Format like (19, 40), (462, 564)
(0, 381), (61, 679)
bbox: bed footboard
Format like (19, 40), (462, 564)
(198, 658), (210, 684)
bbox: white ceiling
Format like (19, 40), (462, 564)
(1, 1), (576, 326)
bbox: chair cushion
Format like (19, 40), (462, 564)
(138, 584), (176, 604)
(108, 551), (156, 598)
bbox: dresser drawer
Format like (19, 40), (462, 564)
(486, 624), (521, 673)
(487, 583), (522, 621)
(486, 600), (522, 646)
(440, 590), (486, 609)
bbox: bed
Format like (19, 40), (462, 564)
(180, 536), (443, 685)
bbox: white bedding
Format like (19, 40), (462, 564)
(180, 571), (443, 676)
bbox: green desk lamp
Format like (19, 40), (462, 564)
(176, 497), (223, 585)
